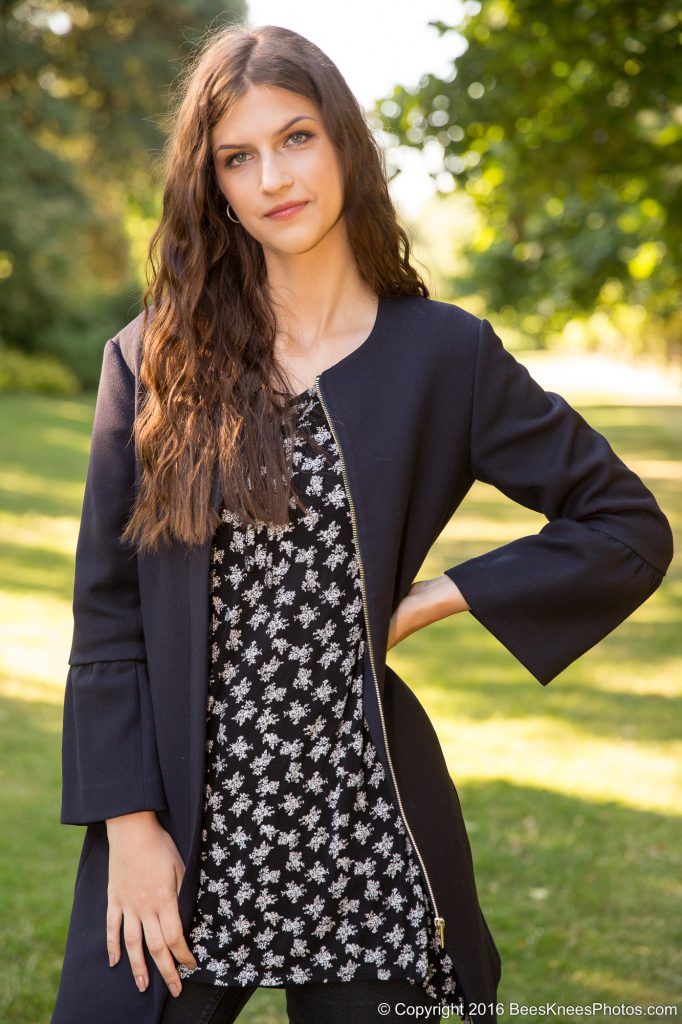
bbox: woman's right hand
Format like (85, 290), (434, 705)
(105, 810), (198, 998)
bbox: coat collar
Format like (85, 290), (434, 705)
(209, 294), (391, 515)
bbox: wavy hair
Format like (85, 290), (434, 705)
(121, 21), (429, 554)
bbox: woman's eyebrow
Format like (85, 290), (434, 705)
(214, 115), (318, 154)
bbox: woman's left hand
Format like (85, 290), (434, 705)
(386, 574), (469, 652)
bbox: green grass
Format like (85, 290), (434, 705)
(1, 386), (679, 1023)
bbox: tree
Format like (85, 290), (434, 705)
(0, 2), (245, 381)
(374, 0), (681, 357)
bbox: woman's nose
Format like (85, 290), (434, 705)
(260, 155), (294, 193)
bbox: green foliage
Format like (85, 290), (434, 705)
(374, 0), (681, 353)
(38, 286), (151, 388)
(0, 347), (79, 395)
(0, 1), (247, 380)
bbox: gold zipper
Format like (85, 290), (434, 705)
(315, 374), (446, 951)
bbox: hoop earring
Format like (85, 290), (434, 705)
(226, 201), (240, 224)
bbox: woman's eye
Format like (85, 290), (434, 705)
(225, 152), (247, 167)
(224, 130), (313, 168)
(287, 130), (313, 145)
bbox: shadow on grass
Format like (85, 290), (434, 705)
(393, 605), (681, 744)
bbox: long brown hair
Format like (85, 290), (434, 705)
(121, 21), (429, 555)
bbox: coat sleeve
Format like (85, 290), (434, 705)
(60, 337), (168, 825)
(444, 317), (674, 687)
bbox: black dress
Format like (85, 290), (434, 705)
(177, 385), (470, 1019)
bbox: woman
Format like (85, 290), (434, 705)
(50, 22), (673, 1024)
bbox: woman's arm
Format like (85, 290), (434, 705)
(62, 338), (199, 998)
(440, 317), (673, 685)
(61, 337), (167, 825)
(389, 318), (673, 682)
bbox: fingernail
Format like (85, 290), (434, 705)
(109, 953), (115, 967)
(170, 982), (181, 997)
(136, 975), (147, 992)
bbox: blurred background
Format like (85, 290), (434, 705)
(1, 1), (680, 1021)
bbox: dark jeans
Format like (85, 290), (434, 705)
(159, 975), (460, 1023)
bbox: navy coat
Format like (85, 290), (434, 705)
(51, 294), (674, 1024)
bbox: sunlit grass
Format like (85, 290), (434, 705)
(1, 369), (680, 1021)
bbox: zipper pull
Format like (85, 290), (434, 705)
(435, 916), (445, 949)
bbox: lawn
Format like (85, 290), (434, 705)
(1, 374), (679, 1023)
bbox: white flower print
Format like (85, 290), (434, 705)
(177, 388), (470, 1020)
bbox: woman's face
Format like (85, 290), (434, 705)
(211, 84), (345, 256)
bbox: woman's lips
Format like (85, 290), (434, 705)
(265, 201), (309, 220)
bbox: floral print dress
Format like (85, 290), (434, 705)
(177, 385), (470, 1020)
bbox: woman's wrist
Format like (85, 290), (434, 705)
(105, 810), (160, 837)
(408, 574), (469, 623)
(389, 574), (469, 651)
